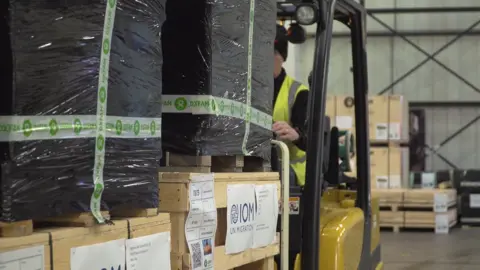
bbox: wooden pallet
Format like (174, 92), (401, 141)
(373, 188), (405, 232)
(161, 172), (280, 270)
(0, 220), (34, 237)
(160, 152), (271, 173)
(402, 189), (457, 233)
(379, 223), (402, 233)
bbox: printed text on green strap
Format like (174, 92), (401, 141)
(162, 95), (272, 131)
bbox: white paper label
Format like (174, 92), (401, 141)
(335, 116), (353, 130)
(185, 174), (217, 270)
(435, 214), (449, 234)
(126, 232), (171, 270)
(421, 173), (436, 189)
(434, 193), (448, 213)
(70, 239), (126, 270)
(469, 194), (480, 208)
(388, 122), (401, 140)
(375, 123), (388, 140)
(389, 175), (401, 188)
(225, 184), (256, 254)
(253, 184), (278, 248)
(376, 176), (389, 189)
(0, 245), (45, 270)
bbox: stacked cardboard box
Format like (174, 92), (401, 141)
(327, 95), (409, 188)
(332, 95), (408, 142)
(370, 147), (409, 189)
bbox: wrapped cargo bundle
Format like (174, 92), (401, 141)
(0, 0), (165, 222)
(161, 0), (276, 160)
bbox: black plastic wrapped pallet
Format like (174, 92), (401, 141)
(161, 0), (275, 160)
(456, 169), (480, 194)
(0, 0), (165, 222)
(460, 192), (480, 222)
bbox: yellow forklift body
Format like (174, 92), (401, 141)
(276, 190), (382, 270)
(322, 190), (383, 268)
(291, 203), (364, 270)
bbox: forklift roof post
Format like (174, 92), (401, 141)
(295, 0), (372, 269)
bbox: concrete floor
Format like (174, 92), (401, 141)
(381, 228), (480, 270)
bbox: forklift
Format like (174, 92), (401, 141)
(273, 0), (383, 269)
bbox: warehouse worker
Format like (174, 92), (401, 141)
(272, 24), (309, 187)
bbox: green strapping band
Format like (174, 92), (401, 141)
(242, 0), (256, 156)
(0, 115), (161, 141)
(162, 95), (272, 130)
(91, 0), (117, 223)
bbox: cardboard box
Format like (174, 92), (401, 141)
(335, 95), (389, 141)
(388, 95), (409, 142)
(370, 146), (409, 189)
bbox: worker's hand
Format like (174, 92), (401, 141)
(272, 121), (299, 142)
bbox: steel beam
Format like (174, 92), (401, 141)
(331, 30), (480, 37)
(410, 101), (480, 108)
(422, 115), (480, 169)
(371, 15), (480, 95)
(368, 7), (480, 14)
(424, 144), (459, 169)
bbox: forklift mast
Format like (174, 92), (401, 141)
(277, 0), (371, 269)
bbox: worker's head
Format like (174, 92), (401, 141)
(274, 24), (288, 78)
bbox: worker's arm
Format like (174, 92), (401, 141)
(290, 90), (309, 151)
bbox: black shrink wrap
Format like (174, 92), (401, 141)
(161, 0), (276, 160)
(0, 0), (165, 222)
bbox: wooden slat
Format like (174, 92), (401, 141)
(41, 220), (129, 270)
(0, 220), (33, 237)
(172, 238), (279, 270)
(127, 213), (171, 238)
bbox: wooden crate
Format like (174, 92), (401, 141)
(172, 244), (278, 270)
(126, 213), (171, 239)
(404, 208), (457, 229)
(161, 152), (271, 173)
(403, 189), (456, 208)
(0, 207), (158, 238)
(160, 172), (280, 270)
(373, 189), (406, 232)
(403, 189), (457, 232)
(39, 220), (129, 270)
(372, 188), (405, 205)
(0, 233), (51, 269)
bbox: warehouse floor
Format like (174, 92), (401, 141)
(381, 229), (480, 270)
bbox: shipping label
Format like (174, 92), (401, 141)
(185, 174), (217, 270)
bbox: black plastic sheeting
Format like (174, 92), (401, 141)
(161, 0), (276, 160)
(0, 0), (165, 222)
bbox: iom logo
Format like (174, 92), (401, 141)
(230, 203), (255, 224)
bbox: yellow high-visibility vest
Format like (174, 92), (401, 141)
(273, 75), (308, 186)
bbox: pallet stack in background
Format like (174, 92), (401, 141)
(410, 170), (480, 228)
(373, 189), (457, 234)
(326, 95), (410, 188)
